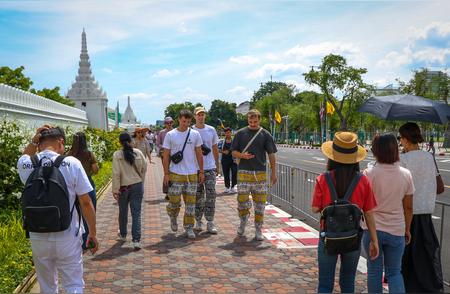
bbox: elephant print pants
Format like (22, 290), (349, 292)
(195, 169), (217, 222)
(237, 170), (268, 227)
(166, 173), (198, 229)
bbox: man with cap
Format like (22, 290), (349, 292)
(231, 109), (278, 241)
(157, 117), (174, 162)
(192, 106), (220, 234)
(17, 125), (98, 293)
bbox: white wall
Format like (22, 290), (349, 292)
(0, 83), (89, 129)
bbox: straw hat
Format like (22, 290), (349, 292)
(321, 132), (366, 164)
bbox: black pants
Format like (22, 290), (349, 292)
(221, 160), (237, 188)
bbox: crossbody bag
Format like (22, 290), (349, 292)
(236, 127), (263, 165)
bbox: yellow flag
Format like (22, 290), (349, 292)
(326, 101), (335, 115)
(275, 110), (282, 124)
(220, 121), (225, 129)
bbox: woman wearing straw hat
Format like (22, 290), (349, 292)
(312, 132), (379, 293)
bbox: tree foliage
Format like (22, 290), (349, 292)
(206, 99), (237, 129)
(251, 81), (290, 105)
(164, 102), (203, 125)
(31, 87), (75, 107)
(303, 54), (373, 130)
(0, 66), (33, 91)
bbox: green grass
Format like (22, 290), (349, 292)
(92, 161), (112, 192)
(0, 210), (33, 293)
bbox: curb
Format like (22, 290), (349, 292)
(16, 179), (113, 294)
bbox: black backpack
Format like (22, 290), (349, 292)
(320, 171), (363, 255)
(21, 155), (80, 234)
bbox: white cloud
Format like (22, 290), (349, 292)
(286, 42), (361, 60)
(413, 48), (450, 64)
(411, 21), (450, 41)
(102, 67), (113, 74)
(121, 92), (157, 100)
(229, 55), (259, 65)
(152, 69), (181, 78)
(226, 86), (252, 98)
(377, 48), (412, 68)
(246, 63), (308, 79)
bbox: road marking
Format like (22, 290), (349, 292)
(312, 157), (325, 161)
(432, 215), (441, 220)
(439, 159), (450, 163)
(301, 159), (326, 166)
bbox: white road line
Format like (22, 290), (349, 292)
(312, 157), (325, 161)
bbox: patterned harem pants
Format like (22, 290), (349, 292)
(195, 169), (217, 222)
(166, 173), (198, 229)
(237, 170), (268, 227)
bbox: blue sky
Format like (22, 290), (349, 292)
(0, 1), (449, 124)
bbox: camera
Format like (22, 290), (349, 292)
(201, 144), (211, 156)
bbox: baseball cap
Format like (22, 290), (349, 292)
(194, 106), (206, 115)
(164, 116), (174, 123)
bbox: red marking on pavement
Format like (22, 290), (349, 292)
(279, 217), (291, 222)
(283, 226), (309, 233)
(298, 238), (319, 246)
(265, 209), (278, 214)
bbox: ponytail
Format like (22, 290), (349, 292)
(119, 132), (135, 165)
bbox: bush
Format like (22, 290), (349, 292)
(92, 161), (113, 191)
(0, 210), (33, 294)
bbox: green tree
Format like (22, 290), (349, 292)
(164, 102), (203, 125)
(398, 68), (449, 104)
(251, 81), (290, 104)
(288, 91), (324, 133)
(0, 66), (33, 91)
(31, 87), (75, 107)
(303, 54), (373, 130)
(206, 99), (238, 129)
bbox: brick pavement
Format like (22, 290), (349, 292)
(79, 155), (368, 293)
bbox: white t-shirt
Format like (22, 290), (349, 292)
(193, 124), (219, 170)
(400, 150), (437, 214)
(17, 150), (93, 241)
(162, 128), (203, 175)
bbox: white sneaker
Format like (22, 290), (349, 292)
(224, 188), (231, 194)
(194, 220), (203, 231)
(207, 221), (218, 234)
(186, 228), (196, 239)
(117, 231), (126, 241)
(237, 219), (247, 236)
(255, 227), (264, 241)
(170, 217), (178, 232)
(132, 241), (141, 250)
(230, 186), (237, 194)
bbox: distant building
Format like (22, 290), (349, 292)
(156, 120), (165, 127)
(67, 29), (109, 130)
(425, 70), (448, 93)
(374, 84), (400, 96)
(236, 101), (250, 115)
(122, 96), (140, 125)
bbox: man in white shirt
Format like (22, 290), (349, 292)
(17, 125), (98, 293)
(192, 106), (220, 234)
(162, 109), (204, 239)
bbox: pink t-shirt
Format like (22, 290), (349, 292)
(362, 162), (415, 236)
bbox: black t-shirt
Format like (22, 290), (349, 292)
(231, 127), (277, 171)
(221, 139), (234, 162)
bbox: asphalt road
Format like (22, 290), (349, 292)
(275, 146), (450, 204)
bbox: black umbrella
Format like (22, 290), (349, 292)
(358, 94), (450, 124)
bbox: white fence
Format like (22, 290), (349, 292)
(0, 84), (88, 129)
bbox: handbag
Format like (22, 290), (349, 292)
(432, 156), (445, 194)
(236, 127), (263, 165)
(170, 129), (191, 164)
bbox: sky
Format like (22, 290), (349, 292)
(0, 0), (449, 125)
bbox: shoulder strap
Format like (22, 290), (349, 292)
(53, 155), (67, 168)
(31, 154), (40, 168)
(325, 171), (339, 202)
(181, 128), (191, 153)
(432, 154), (440, 175)
(343, 172), (362, 201)
(242, 127), (263, 154)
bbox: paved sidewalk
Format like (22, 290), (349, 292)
(37, 155), (369, 293)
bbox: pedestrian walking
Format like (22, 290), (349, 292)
(192, 106), (220, 234)
(231, 109), (277, 241)
(133, 127), (153, 164)
(363, 133), (414, 293)
(157, 116), (174, 161)
(18, 125), (98, 293)
(399, 122), (443, 293)
(312, 131), (379, 293)
(427, 134), (436, 155)
(146, 130), (155, 155)
(221, 127), (237, 194)
(67, 132), (99, 253)
(113, 132), (147, 250)
(162, 109), (204, 239)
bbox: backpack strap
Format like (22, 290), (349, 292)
(325, 171), (362, 202)
(325, 171), (339, 202)
(53, 155), (67, 168)
(70, 197), (82, 237)
(343, 172), (362, 201)
(30, 154), (40, 168)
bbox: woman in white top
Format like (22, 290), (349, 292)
(398, 122), (443, 293)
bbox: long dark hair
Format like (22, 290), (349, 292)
(119, 132), (135, 165)
(326, 159), (360, 198)
(68, 132), (91, 163)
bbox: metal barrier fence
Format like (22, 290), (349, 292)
(268, 162), (450, 287)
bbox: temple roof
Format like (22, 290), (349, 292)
(67, 29), (107, 101)
(122, 96), (138, 124)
